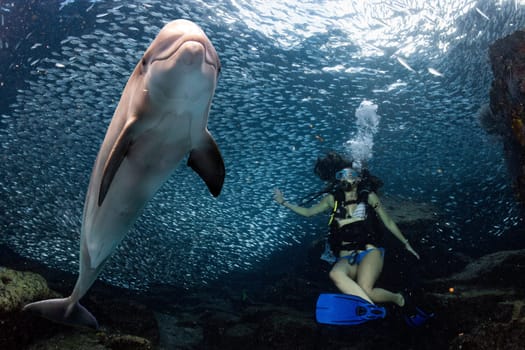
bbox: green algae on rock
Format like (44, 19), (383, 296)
(0, 267), (60, 313)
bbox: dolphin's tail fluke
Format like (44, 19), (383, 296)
(23, 298), (99, 329)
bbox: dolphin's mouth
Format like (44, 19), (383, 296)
(148, 35), (220, 72)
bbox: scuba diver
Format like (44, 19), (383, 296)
(273, 152), (426, 324)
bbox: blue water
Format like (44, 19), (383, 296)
(0, 0), (524, 290)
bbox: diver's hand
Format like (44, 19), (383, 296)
(405, 242), (420, 260)
(335, 218), (348, 228)
(273, 188), (285, 205)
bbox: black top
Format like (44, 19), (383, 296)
(327, 186), (384, 255)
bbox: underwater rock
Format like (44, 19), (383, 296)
(254, 311), (318, 350)
(205, 303), (318, 349)
(488, 30), (525, 204)
(423, 288), (525, 349)
(449, 319), (525, 350)
(221, 323), (257, 348)
(428, 248), (525, 288)
(0, 266), (60, 312)
(101, 334), (153, 350)
(26, 331), (153, 350)
(381, 195), (440, 226)
(0, 266), (159, 349)
(27, 331), (107, 350)
(85, 295), (160, 344)
(0, 267), (63, 349)
(156, 312), (204, 350)
(420, 249), (525, 349)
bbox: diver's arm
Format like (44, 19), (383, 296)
(274, 188), (333, 217)
(368, 192), (420, 259)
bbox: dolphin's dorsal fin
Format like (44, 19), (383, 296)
(98, 124), (134, 206)
(187, 131), (225, 197)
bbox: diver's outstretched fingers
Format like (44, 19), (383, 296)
(273, 188), (285, 204)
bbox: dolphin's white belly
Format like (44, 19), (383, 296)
(83, 102), (208, 268)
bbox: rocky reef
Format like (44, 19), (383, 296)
(2, 238), (525, 349)
(0, 267), (62, 349)
(487, 29), (525, 204)
(0, 267), (60, 312)
(425, 249), (525, 350)
(0, 263), (158, 350)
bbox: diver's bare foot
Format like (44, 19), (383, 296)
(396, 293), (405, 307)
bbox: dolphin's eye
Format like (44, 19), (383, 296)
(140, 58), (148, 75)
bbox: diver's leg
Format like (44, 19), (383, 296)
(329, 258), (372, 303)
(357, 248), (404, 306)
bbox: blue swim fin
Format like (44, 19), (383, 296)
(404, 306), (434, 328)
(315, 293), (386, 325)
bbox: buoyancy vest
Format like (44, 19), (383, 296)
(327, 184), (384, 255)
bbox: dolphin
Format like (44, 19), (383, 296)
(23, 19), (225, 329)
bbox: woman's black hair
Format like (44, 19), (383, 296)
(313, 151), (353, 182)
(359, 168), (383, 193)
(300, 151), (383, 204)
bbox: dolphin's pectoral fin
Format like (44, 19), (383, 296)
(187, 131), (225, 197)
(99, 125), (134, 206)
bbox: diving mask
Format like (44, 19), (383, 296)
(335, 167), (359, 181)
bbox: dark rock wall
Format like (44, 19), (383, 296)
(488, 30), (525, 204)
